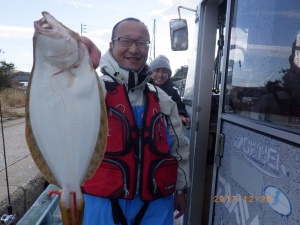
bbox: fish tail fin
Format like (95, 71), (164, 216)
(59, 191), (84, 225)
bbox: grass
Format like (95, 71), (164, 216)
(0, 88), (26, 119)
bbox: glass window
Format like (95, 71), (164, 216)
(224, 0), (300, 133)
(183, 19), (200, 106)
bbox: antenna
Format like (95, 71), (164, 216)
(81, 24), (87, 36)
(177, 6), (197, 19)
(0, 101), (17, 225)
(148, 19), (156, 63)
(153, 19), (156, 59)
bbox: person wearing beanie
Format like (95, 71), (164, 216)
(150, 55), (191, 128)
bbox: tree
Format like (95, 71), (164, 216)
(171, 65), (188, 82)
(171, 66), (188, 96)
(0, 60), (15, 90)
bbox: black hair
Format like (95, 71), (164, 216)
(111, 17), (150, 41)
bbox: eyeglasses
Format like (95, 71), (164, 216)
(112, 37), (150, 48)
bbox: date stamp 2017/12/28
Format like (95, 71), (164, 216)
(214, 195), (272, 203)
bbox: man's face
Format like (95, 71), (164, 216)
(110, 21), (149, 72)
(151, 68), (169, 85)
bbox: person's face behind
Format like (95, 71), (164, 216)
(110, 21), (149, 72)
(151, 68), (169, 85)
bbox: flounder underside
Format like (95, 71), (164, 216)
(25, 11), (107, 225)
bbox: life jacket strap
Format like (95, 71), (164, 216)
(133, 201), (149, 225)
(110, 199), (149, 225)
(111, 199), (128, 225)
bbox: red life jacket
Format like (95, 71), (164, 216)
(82, 80), (178, 201)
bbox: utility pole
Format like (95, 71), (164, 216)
(81, 24), (87, 36)
(153, 19), (156, 59)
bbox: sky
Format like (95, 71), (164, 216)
(0, 0), (199, 75)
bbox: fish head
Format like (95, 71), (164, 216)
(33, 11), (84, 70)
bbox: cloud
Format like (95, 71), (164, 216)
(0, 0), (200, 73)
(84, 29), (111, 51)
(104, 5), (135, 13)
(0, 25), (33, 38)
(149, 8), (168, 17)
(22, 52), (33, 57)
(152, 0), (198, 21)
(158, 0), (198, 8)
(55, 0), (98, 9)
(157, 0), (173, 7)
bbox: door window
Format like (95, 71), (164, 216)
(224, 0), (300, 133)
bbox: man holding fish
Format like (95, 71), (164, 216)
(27, 11), (189, 225)
(81, 18), (190, 225)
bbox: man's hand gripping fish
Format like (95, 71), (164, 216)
(25, 11), (107, 225)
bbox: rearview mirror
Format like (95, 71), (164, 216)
(169, 19), (188, 51)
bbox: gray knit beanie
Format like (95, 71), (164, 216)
(149, 55), (172, 77)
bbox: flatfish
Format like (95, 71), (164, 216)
(25, 11), (107, 225)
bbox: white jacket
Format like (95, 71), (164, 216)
(99, 50), (190, 191)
